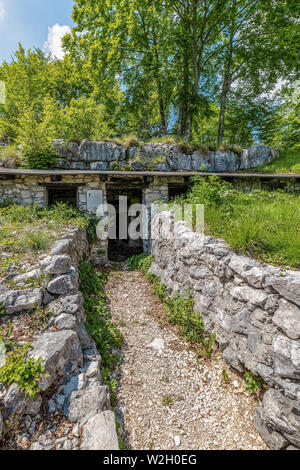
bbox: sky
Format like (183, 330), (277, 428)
(0, 0), (74, 64)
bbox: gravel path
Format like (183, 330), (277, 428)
(106, 268), (268, 451)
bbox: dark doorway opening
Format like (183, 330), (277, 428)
(168, 184), (189, 200)
(48, 186), (78, 208)
(107, 187), (143, 262)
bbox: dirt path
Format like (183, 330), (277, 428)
(106, 268), (268, 451)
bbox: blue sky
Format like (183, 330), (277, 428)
(0, 0), (74, 64)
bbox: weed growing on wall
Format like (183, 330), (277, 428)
(244, 371), (263, 395)
(0, 343), (48, 399)
(79, 261), (124, 406)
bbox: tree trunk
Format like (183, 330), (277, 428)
(217, 0), (236, 144)
(153, 27), (167, 135)
(157, 83), (167, 135)
(178, 52), (189, 137)
(218, 80), (229, 144)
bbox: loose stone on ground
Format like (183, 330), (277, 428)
(106, 269), (268, 450)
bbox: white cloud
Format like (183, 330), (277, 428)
(0, 0), (7, 22)
(44, 24), (71, 60)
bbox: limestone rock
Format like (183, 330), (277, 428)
(28, 330), (83, 391)
(43, 255), (72, 275)
(254, 407), (289, 450)
(50, 239), (72, 257)
(48, 293), (83, 316)
(259, 389), (300, 448)
(270, 276), (300, 307)
(54, 313), (77, 330)
(240, 145), (272, 169)
(68, 384), (110, 422)
(273, 335), (300, 379)
(25, 394), (42, 416)
(2, 383), (28, 420)
(12, 269), (42, 285)
(231, 285), (268, 307)
(168, 153), (192, 170)
(47, 268), (78, 295)
(0, 288), (43, 314)
(80, 140), (125, 162)
(273, 299), (300, 340)
(80, 411), (119, 450)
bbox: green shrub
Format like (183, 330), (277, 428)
(86, 216), (100, 244)
(40, 202), (88, 227)
(0, 203), (40, 223)
(126, 254), (153, 274)
(166, 290), (205, 344)
(0, 343), (48, 399)
(18, 108), (58, 169)
(291, 163), (300, 173)
(186, 175), (233, 208)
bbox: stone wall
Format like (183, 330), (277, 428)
(52, 139), (279, 172)
(0, 227), (118, 450)
(0, 174), (107, 212)
(149, 211), (300, 450)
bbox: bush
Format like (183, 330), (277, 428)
(18, 107), (58, 169)
(40, 202), (88, 227)
(0, 203), (40, 223)
(291, 163), (300, 174)
(126, 253), (153, 272)
(186, 175), (233, 208)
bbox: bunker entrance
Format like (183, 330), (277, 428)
(48, 186), (78, 208)
(107, 187), (143, 262)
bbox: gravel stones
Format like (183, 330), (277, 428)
(106, 269), (267, 450)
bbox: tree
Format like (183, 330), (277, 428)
(0, 45), (51, 140)
(216, 0), (300, 143)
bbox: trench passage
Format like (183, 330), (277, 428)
(107, 188), (143, 262)
(106, 268), (268, 450)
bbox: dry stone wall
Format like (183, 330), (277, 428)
(52, 139), (279, 172)
(150, 211), (300, 450)
(0, 227), (118, 450)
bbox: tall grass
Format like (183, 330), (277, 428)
(252, 149), (300, 174)
(175, 177), (300, 269)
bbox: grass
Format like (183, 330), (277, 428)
(99, 134), (244, 155)
(79, 261), (124, 408)
(19, 230), (53, 252)
(251, 149), (300, 174)
(162, 395), (174, 407)
(174, 175), (300, 269)
(0, 202), (88, 275)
